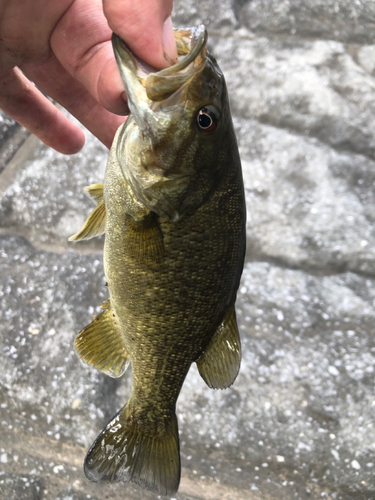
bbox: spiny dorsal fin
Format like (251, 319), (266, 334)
(84, 405), (180, 495)
(69, 199), (106, 241)
(84, 183), (104, 203)
(75, 304), (129, 378)
(196, 306), (241, 389)
(100, 299), (110, 309)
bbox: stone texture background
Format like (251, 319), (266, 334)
(1, 1), (375, 499)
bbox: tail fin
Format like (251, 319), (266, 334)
(84, 406), (180, 495)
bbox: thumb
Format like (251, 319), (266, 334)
(103, 0), (178, 69)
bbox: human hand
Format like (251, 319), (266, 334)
(0, 0), (176, 154)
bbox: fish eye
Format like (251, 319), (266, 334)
(196, 105), (220, 134)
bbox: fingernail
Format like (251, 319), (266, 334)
(162, 16), (178, 65)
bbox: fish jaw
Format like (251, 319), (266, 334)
(112, 26), (207, 135)
(111, 34), (152, 132)
(113, 27), (206, 99)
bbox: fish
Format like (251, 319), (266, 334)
(69, 25), (246, 496)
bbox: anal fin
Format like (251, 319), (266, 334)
(75, 302), (129, 378)
(196, 306), (241, 389)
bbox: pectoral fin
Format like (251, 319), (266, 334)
(125, 214), (164, 267)
(69, 199), (106, 241)
(75, 302), (130, 378)
(196, 306), (241, 389)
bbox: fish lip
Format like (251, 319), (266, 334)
(112, 25), (207, 109)
(112, 35), (156, 80)
(112, 25), (207, 79)
(149, 25), (207, 78)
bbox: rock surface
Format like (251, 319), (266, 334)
(1, 1), (375, 499)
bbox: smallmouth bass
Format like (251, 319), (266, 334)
(69, 25), (246, 496)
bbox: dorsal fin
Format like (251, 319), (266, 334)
(69, 199), (106, 241)
(75, 302), (130, 378)
(84, 183), (104, 203)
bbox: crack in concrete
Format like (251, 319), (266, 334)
(246, 253), (375, 279)
(0, 228), (103, 255)
(0, 134), (41, 196)
(1, 226), (374, 282)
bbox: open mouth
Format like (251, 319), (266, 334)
(112, 25), (208, 103)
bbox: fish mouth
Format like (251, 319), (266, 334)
(112, 26), (207, 129)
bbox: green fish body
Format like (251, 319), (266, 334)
(70, 26), (246, 495)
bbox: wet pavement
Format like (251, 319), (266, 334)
(1, 1), (375, 499)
